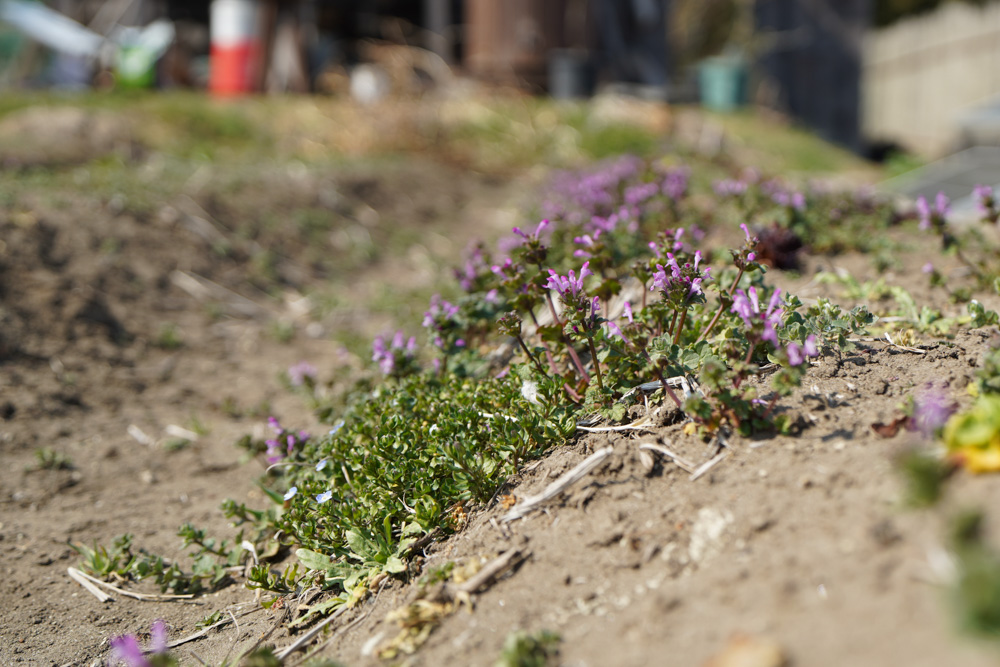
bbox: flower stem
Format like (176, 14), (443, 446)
(697, 266), (745, 344)
(563, 337), (590, 382)
(672, 308), (688, 346)
(586, 336), (604, 393)
(516, 334), (547, 376)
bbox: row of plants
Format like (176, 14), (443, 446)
(90, 151), (1000, 663)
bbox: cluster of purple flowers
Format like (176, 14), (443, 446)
(455, 244), (490, 292)
(731, 286), (783, 345)
(785, 336), (819, 366)
(108, 620), (168, 667)
(650, 251), (710, 303)
(265, 416), (310, 465)
(912, 382), (955, 437)
(545, 261), (591, 299)
(573, 231), (603, 259)
(624, 181), (660, 207)
(287, 361), (317, 387)
(371, 330), (417, 376)
(713, 178), (748, 197)
(423, 294), (465, 350)
(974, 184), (998, 224)
(916, 191), (949, 231)
(540, 155), (643, 225)
(660, 166), (690, 201)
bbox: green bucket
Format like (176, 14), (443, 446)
(116, 45), (156, 89)
(699, 56), (747, 112)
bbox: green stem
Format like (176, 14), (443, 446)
(586, 335), (604, 393)
(697, 266), (745, 344)
(516, 335), (547, 376)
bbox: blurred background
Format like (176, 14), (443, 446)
(1, 0), (999, 162)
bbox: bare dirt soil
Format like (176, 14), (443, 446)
(3, 102), (1000, 667)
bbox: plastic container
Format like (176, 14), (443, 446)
(699, 55), (747, 112)
(209, 0), (260, 96)
(548, 49), (595, 99)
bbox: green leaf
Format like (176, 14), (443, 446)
(297, 548), (334, 572)
(384, 555), (407, 573)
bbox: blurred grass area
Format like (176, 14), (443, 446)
(0, 90), (880, 174)
(0, 90), (882, 357)
(701, 109), (878, 181)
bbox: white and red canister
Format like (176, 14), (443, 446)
(209, 0), (260, 95)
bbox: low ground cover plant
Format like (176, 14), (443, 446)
(90, 151), (1000, 661)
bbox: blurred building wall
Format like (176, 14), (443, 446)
(755, 0), (869, 152)
(863, 1), (1000, 157)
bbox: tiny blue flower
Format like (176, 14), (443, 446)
(329, 419), (345, 436)
(283, 486), (298, 501)
(315, 459), (329, 472)
(316, 490), (333, 504)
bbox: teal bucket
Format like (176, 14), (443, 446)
(699, 57), (747, 112)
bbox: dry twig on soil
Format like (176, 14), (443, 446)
(502, 447), (613, 522)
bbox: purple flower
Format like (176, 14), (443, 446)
(108, 620), (169, 667)
(149, 621), (167, 654)
(109, 635), (149, 667)
(916, 191), (949, 230)
(651, 251), (710, 301)
(623, 301), (633, 324)
(624, 182), (659, 206)
(661, 167), (689, 200)
(913, 384), (954, 437)
(604, 320), (630, 346)
(714, 178), (748, 197)
(288, 361), (317, 387)
(786, 335), (818, 366)
(923, 262), (934, 274)
(545, 261), (592, 297)
(731, 287), (783, 345)
(974, 184), (997, 222)
(423, 294), (460, 329)
(372, 330), (417, 376)
(512, 219), (550, 242)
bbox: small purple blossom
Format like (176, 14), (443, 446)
(651, 251), (710, 301)
(109, 634), (149, 667)
(149, 621), (167, 654)
(661, 167), (689, 200)
(786, 335), (818, 366)
(423, 294), (460, 329)
(288, 361), (317, 387)
(512, 219), (550, 242)
(913, 384), (954, 437)
(372, 330), (418, 376)
(623, 301), (633, 324)
(108, 620), (169, 667)
(546, 261), (592, 297)
(714, 178), (748, 197)
(731, 287), (783, 345)
(974, 184), (998, 223)
(923, 262), (934, 274)
(916, 191), (949, 230)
